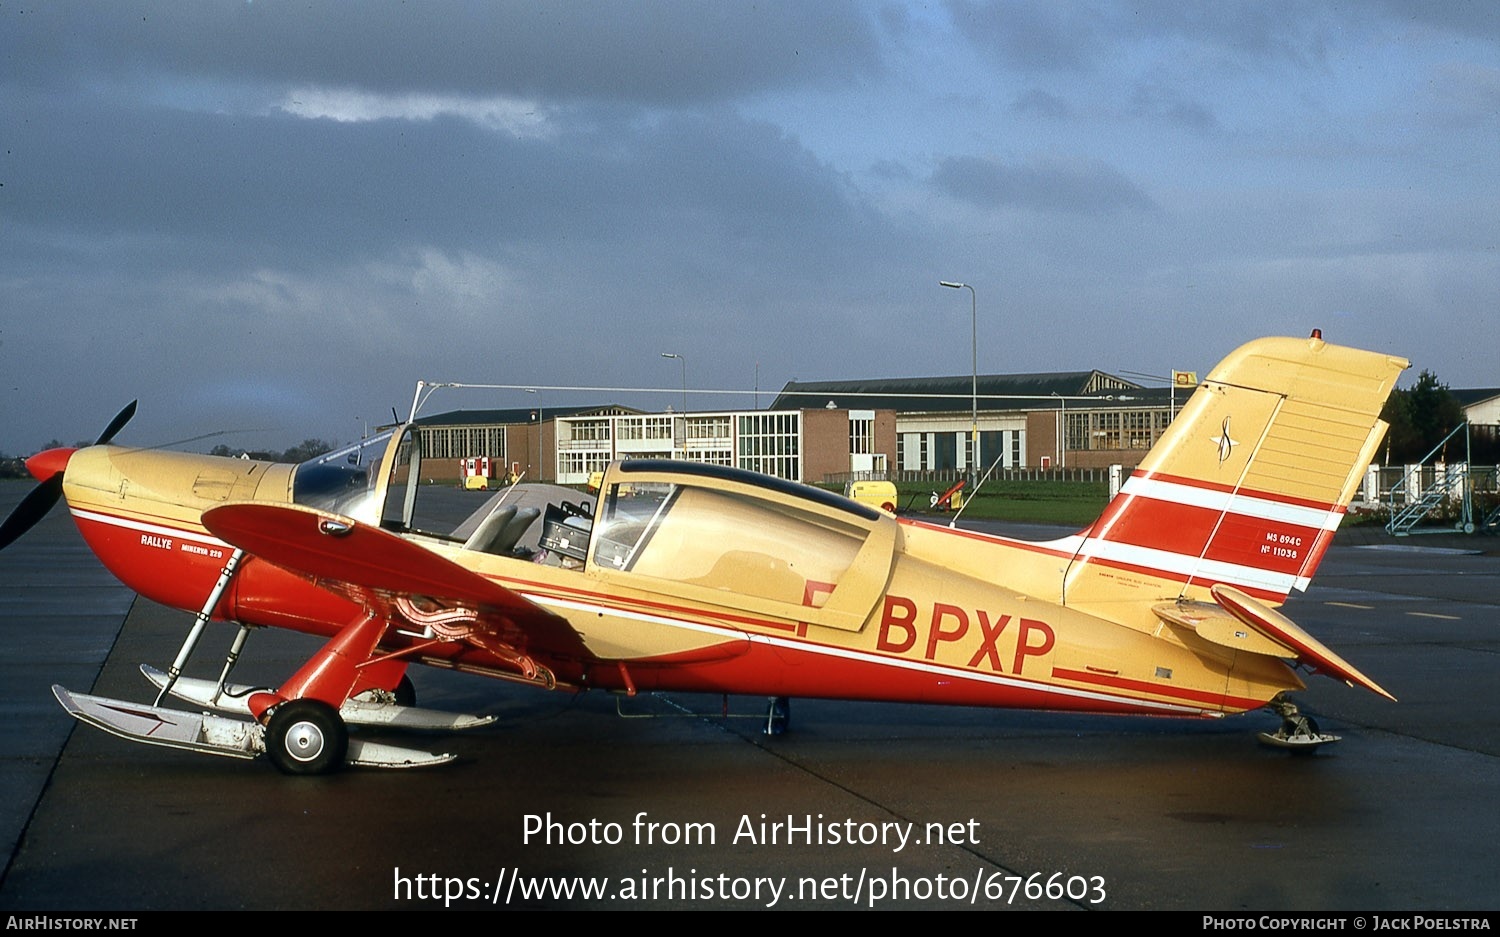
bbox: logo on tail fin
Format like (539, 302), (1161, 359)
(1212, 416), (1237, 464)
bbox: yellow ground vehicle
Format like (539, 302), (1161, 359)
(461, 456), (493, 490)
(844, 480), (898, 514)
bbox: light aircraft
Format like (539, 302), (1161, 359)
(0, 333), (1406, 774)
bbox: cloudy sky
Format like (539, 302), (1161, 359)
(3, 1), (1496, 454)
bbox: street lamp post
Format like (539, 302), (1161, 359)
(939, 281), (978, 490)
(1051, 392), (1066, 470)
(526, 388), (542, 482)
(661, 352), (687, 414)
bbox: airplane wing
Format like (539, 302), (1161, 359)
(201, 502), (595, 672)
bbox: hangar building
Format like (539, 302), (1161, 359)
(771, 371), (1179, 474)
(410, 406), (897, 485)
(404, 367), (1186, 487)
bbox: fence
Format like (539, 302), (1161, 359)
(825, 467), (1113, 486)
(826, 464), (1500, 500)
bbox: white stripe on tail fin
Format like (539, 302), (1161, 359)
(1060, 334), (1406, 619)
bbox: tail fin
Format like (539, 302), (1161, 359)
(1062, 334), (1407, 616)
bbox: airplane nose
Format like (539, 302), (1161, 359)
(25, 447), (77, 482)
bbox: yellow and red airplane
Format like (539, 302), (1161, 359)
(0, 333), (1405, 774)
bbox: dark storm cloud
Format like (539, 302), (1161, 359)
(3, 92), (528, 269)
(930, 154), (1155, 215)
(3, 86), (876, 277)
(1, 1), (882, 103)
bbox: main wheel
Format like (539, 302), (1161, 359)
(266, 700), (348, 775)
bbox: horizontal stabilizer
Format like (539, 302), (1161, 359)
(1210, 585), (1395, 701)
(1152, 601), (1294, 658)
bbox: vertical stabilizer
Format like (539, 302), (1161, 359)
(1061, 335), (1406, 620)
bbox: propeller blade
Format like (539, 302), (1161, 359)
(95, 400), (138, 446)
(0, 473), (64, 552)
(1, 401), (135, 552)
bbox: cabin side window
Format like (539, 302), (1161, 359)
(591, 481), (865, 609)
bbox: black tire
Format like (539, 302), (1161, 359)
(393, 675), (416, 708)
(266, 700), (348, 775)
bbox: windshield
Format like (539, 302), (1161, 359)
(290, 430), (395, 523)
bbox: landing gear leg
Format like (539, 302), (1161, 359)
(248, 610), (385, 774)
(1258, 696), (1340, 752)
(764, 697), (790, 736)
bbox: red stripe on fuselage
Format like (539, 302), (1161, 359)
(1051, 666), (1265, 711)
(600, 637), (1226, 715)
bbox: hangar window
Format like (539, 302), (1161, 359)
(849, 416), (873, 455)
(1065, 409), (1170, 451)
(737, 412), (801, 480)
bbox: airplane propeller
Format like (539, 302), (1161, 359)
(0, 401), (136, 552)
(93, 400), (138, 448)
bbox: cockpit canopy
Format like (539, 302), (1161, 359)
(291, 437), (898, 634)
(587, 461), (895, 632)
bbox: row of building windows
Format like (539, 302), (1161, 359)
(568, 420), (612, 443)
(616, 416), (675, 440)
(550, 411), (804, 483)
(1065, 409), (1170, 451)
(418, 427), (506, 460)
(567, 415), (743, 445)
(897, 430), (1025, 471)
(558, 450), (613, 478)
(687, 416), (732, 440)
